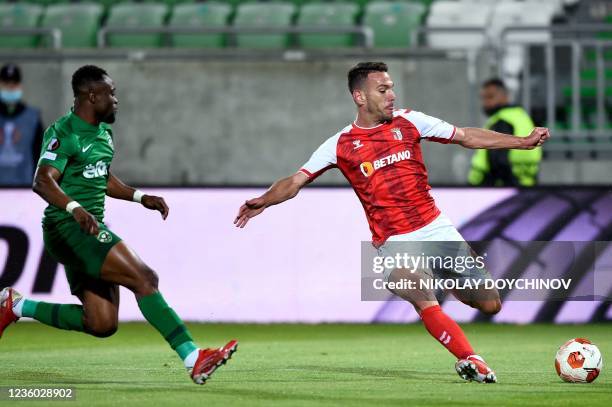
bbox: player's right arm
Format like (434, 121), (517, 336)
(33, 131), (99, 235)
(452, 127), (550, 149)
(234, 132), (339, 228)
(400, 110), (550, 149)
(33, 166), (100, 235)
(233, 172), (309, 228)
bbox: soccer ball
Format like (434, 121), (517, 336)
(555, 338), (603, 383)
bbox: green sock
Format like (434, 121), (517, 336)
(27, 300), (84, 332)
(137, 292), (197, 361)
(21, 299), (38, 318)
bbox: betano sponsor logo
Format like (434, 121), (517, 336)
(359, 149), (411, 177)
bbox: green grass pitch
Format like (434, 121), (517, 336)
(1, 322), (610, 406)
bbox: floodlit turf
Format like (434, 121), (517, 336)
(1, 322), (610, 406)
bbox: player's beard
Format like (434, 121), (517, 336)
(367, 103), (392, 124)
(102, 111), (116, 124)
(380, 109), (393, 123)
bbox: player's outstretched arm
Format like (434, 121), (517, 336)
(452, 127), (550, 150)
(106, 171), (169, 220)
(33, 165), (100, 235)
(234, 172), (310, 228)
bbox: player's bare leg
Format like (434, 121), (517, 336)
(76, 280), (120, 338)
(100, 241), (238, 384)
(386, 268), (497, 383)
(449, 286), (502, 316)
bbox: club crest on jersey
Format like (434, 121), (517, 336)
(391, 128), (403, 141)
(97, 231), (112, 243)
(359, 149), (412, 177)
(353, 140), (364, 150)
(47, 138), (60, 151)
(83, 160), (109, 179)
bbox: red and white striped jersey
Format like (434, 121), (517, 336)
(299, 109), (456, 246)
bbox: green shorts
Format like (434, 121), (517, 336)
(43, 219), (121, 295)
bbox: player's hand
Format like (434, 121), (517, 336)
(234, 197), (266, 228)
(72, 207), (99, 235)
(141, 195), (169, 220)
(522, 127), (550, 149)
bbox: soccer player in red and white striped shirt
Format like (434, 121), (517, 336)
(234, 62), (550, 383)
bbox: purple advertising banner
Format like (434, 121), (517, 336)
(2, 188), (605, 323)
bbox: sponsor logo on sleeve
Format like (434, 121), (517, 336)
(41, 151), (57, 161)
(47, 138), (60, 151)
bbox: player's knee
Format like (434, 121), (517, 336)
(134, 266), (158, 296)
(478, 299), (502, 315)
(143, 266), (159, 290)
(84, 317), (118, 338)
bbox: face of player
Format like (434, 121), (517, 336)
(360, 71), (396, 122)
(92, 75), (118, 124)
(480, 85), (508, 116)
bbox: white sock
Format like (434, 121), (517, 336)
(12, 297), (24, 318)
(184, 348), (200, 369)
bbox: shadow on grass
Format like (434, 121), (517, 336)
(294, 365), (450, 380)
(7, 370), (159, 386)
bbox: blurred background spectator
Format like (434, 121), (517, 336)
(469, 78), (541, 187)
(0, 63), (44, 186)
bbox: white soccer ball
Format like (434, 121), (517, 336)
(555, 338), (603, 383)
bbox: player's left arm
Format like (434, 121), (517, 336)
(106, 171), (169, 220)
(452, 127), (550, 150)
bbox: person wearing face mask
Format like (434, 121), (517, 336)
(468, 78), (541, 187)
(0, 63), (44, 186)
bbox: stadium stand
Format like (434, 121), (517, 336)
(92, 0), (123, 13)
(169, 2), (232, 48)
(233, 2), (296, 49)
(491, 1), (562, 94)
(363, 1), (426, 48)
(425, 0), (494, 50)
(297, 2), (359, 48)
(41, 3), (103, 48)
(0, 3), (43, 49)
(20, 0), (69, 6)
(104, 2), (168, 48)
(143, 0), (196, 6)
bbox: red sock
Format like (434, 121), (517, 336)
(420, 305), (474, 359)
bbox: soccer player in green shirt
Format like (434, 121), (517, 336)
(0, 65), (237, 385)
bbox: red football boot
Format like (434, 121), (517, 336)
(0, 288), (21, 339)
(455, 354), (497, 383)
(189, 339), (238, 384)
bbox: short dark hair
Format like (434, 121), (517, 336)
(482, 77), (507, 91)
(347, 62), (388, 93)
(71, 65), (109, 96)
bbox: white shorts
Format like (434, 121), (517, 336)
(385, 214), (464, 243)
(377, 214), (488, 282)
